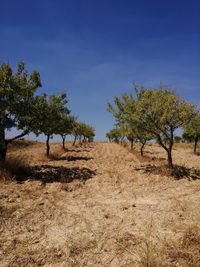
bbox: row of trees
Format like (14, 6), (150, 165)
(106, 127), (151, 156)
(0, 62), (95, 167)
(107, 85), (199, 169)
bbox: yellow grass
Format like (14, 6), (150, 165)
(0, 140), (200, 266)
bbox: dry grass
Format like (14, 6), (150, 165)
(5, 155), (31, 177)
(165, 225), (200, 267)
(0, 140), (200, 266)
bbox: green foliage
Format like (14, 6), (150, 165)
(108, 85), (196, 168)
(32, 93), (70, 136)
(183, 114), (200, 140)
(174, 136), (182, 143)
(0, 61), (41, 166)
(83, 124), (95, 141)
(0, 61), (95, 162)
(106, 128), (124, 143)
(0, 61), (41, 132)
(57, 115), (76, 137)
(31, 93), (70, 155)
(108, 91), (153, 154)
(72, 121), (95, 144)
(183, 113), (200, 153)
(135, 88), (195, 140)
(136, 87), (196, 167)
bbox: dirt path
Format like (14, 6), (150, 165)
(1, 142), (200, 266)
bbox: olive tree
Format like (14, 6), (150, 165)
(0, 62), (41, 167)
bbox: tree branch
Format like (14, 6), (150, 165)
(156, 134), (169, 152)
(6, 130), (29, 144)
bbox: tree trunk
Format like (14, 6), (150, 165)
(167, 149), (173, 169)
(194, 138), (198, 154)
(140, 143), (145, 156)
(156, 133), (174, 169)
(79, 136), (82, 144)
(0, 134), (7, 169)
(46, 134), (50, 157)
(61, 135), (66, 149)
(73, 136), (77, 146)
(130, 139), (134, 150)
(0, 122), (7, 168)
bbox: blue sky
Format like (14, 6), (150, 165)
(1, 0), (200, 141)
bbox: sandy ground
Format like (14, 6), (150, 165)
(0, 141), (200, 266)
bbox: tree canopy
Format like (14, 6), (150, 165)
(183, 113), (200, 153)
(0, 62), (41, 166)
(108, 85), (196, 168)
(31, 93), (70, 156)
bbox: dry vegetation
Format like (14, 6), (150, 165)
(0, 140), (200, 266)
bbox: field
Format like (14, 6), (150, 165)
(1, 141), (200, 267)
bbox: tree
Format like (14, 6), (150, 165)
(82, 125), (95, 143)
(72, 122), (84, 146)
(120, 122), (152, 156)
(106, 128), (123, 143)
(32, 93), (70, 156)
(108, 92), (152, 156)
(108, 86), (195, 168)
(57, 115), (75, 149)
(183, 113), (200, 154)
(174, 136), (182, 143)
(0, 61), (41, 167)
(135, 87), (196, 168)
(72, 122), (95, 145)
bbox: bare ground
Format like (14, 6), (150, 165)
(0, 141), (200, 266)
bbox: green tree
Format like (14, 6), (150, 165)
(108, 86), (195, 168)
(57, 115), (75, 149)
(72, 122), (95, 145)
(135, 87), (195, 168)
(72, 122), (84, 146)
(183, 113), (200, 154)
(0, 62), (41, 167)
(32, 93), (70, 156)
(120, 122), (152, 156)
(82, 124), (95, 143)
(108, 92), (152, 156)
(174, 136), (182, 143)
(106, 128), (123, 143)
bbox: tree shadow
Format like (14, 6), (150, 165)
(59, 156), (94, 161)
(171, 165), (200, 180)
(15, 165), (96, 184)
(67, 149), (91, 153)
(134, 164), (200, 180)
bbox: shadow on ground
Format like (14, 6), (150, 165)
(134, 164), (200, 180)
(66, 149), (91, 153)
(14, 165), (96, 183)
(59, 156), (94, 161)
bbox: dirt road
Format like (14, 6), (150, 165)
(1, 142), (200, 266)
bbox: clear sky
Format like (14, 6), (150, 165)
(1, 0), (200, 141)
